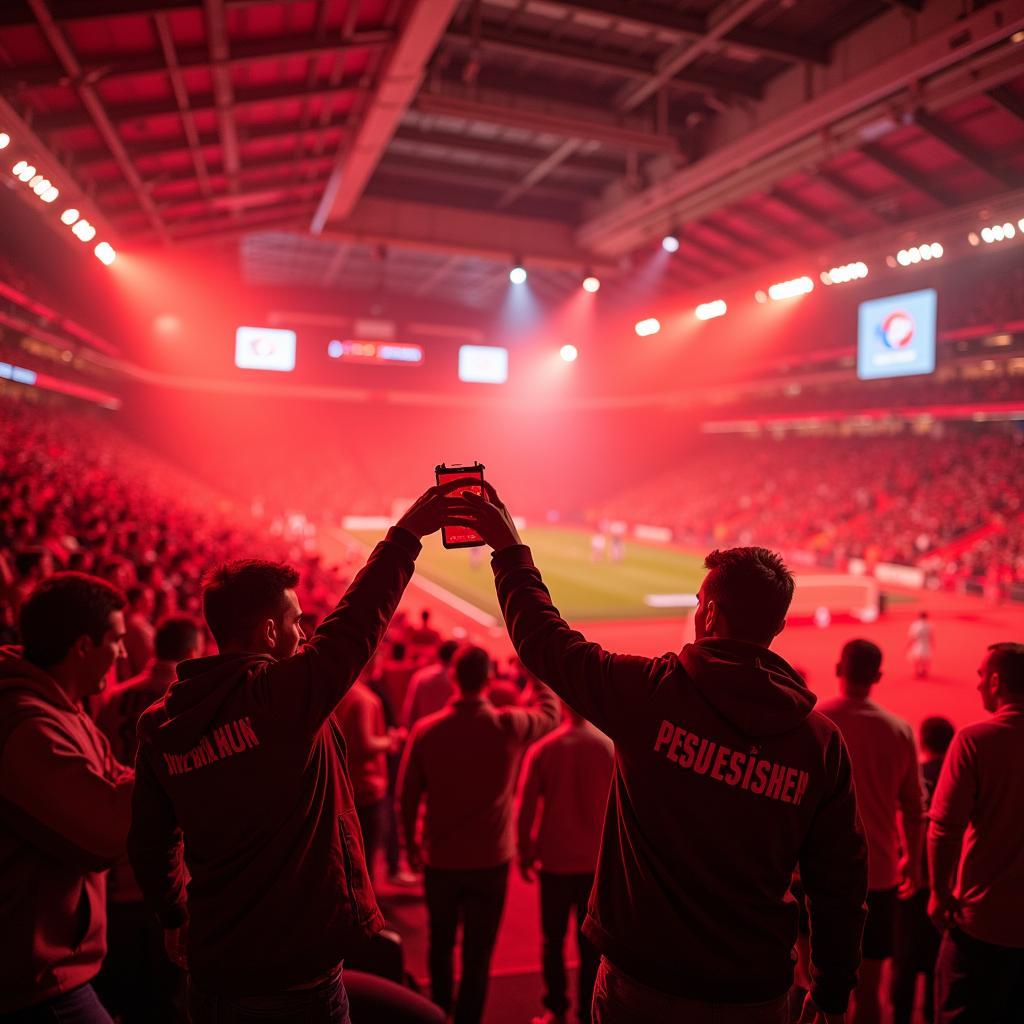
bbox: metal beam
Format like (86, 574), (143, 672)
(814, 167), (897, 223)
(26, 0), (169, 242)
(412, 90), (678, 154)
(0, 0), (284, 26)
(860, 142), (957, 207)
(318, 196), (613, 273)
(412, 255), (462, 297)
(203, 0), (240, 193)
(913, 107), (1021, 188)
(496, 138), (583, 210)
(312, 0), (460, 232)
(0, 31), (395, 88)
(443, 26), (764, 99)
(540, 0), (830, 65)
(987, 85), (1024, 123)
(768, 188), (846, 239)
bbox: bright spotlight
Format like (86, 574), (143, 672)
(72, 219), (96, 241)
(754, 290), (768, 304)
(509, 265), (527, 285)
(1004, 224), (1017, 240)
(559, 344), (578, 362)
(1018, 218), (1024, 233)
(930, 242), (943, 258)
(41, 186), (58, 203)
(12, 160), (26, 175)
(896, 249), (912, 265)
(635, 317), (661, 337)
(767, 276), (813, 301)
(968, 232), (980, 246)
(0, 133), (10, 150)
(17, 164), (35, 182)
(94, 241), (116, 265)
(695, 299), (727, 321)
(327, 339), (343, 358)
(662, 234), (680, 253)
(61, 208), (79, 225)
(582, 275), (600, 293)
(29, 174), (43, 188)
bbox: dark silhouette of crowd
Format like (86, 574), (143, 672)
(2, 393), (1023, 1024)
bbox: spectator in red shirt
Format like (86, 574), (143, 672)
(402, 639), (458, 728)
(518, 706), (614, 1024)
(408, 609), (441, 650)
(929, 643), (1024, 1022)
(398, 644), (559, 1024)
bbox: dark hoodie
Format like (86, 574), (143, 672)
(491, 546), (868, 1014)
(0, 648), (133, 1011)
(128, 527), (420, 996)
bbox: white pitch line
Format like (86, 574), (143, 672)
(333, 530), (499, 628)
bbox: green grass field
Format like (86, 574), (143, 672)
(351, 526), (707, 621)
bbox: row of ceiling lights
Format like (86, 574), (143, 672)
(4, 130), (117, 267)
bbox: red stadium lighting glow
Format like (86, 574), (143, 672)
(0, 132), (10, 149)
(979, 222), (1016, 244)
(61, 208), (79, 225)
(72, 219), (96, 242)
(767, 276), (813, 301)
(94, 241), (116, 265)
(896, 242), (943, 264)
(509, 265), (527, 285)
(754, 290), (768, 304)
(634, 317), (661, 337)
(821, 261), (868, 286)
(695, 300), (727, 321)
(41, 186), (59, 203)
(559, 344), (578, 362)
(16, 163), (35, 182)
(662, 234), (680, 253)
(582, 275), (600, 293)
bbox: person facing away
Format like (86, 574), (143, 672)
(402, 638), (458, 728)
(928, 642), (1024, 1023)
(126, 485), (459, 1024)
(889, 715), (954, 1024)
(398, 643), (560, 1024)
(817, 640), (926, 1024)
(93, 616), (205, 1024)
(0, 573), (133, 1022)
(518, 705), (614, 1024)
(454, 483), (868, 1024)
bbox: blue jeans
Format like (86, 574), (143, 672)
(0, 985), (113, 1024)
(187, 972), (350, 1024)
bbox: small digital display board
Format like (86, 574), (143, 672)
(458, 345), (508, 384)
(857, 289), (937, 380)
(235, 326), (296, 372)
(328, 339), (424, 365)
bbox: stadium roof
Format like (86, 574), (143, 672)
(2, 0), (1023, 308)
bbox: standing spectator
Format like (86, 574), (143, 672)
(93, 616), (204, 1024)
(118, 585), (157, 680)
(518, 706), (614, 1024)
(402, 639), (458, 728)
(819, 640), (926, 1024)
(929, 643), (1024, 1022)
(379, 641), (416, 723)
(906, 612), (935, 680)
(408, 609), (441, 650)
(334, 674), (401, 883)
(0, 573), (133, 1021)
(398, 645), (559, 1024)
(458, 484), (868, 1024)
(889, 716), (955, 1024)
(127, 487), (456, 1023)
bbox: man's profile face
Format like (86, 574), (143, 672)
(84, 610), (127, 694)
(271, 589), (306, 660)
(976, 652), (999, 713)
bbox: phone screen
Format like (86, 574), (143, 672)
(436, 464), (485, 548)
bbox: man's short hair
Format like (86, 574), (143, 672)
(920, 716), (955, 756)
(155, 616), (203, 662)
(988, 642), (1024, 698)
(839, 639), (883, 686)
(703, 547), (794, 643)
(126, 585), (146, 606)
(438, 639), (459, 665)
(452, 645), (491, 694)
(202, 560), (299, 649)
(19, 572), (126, 669)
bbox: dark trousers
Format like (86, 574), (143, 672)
(0, 985), (112, 1024)
(356, 799), (387, 879)
(539, 870), (599, 1022)
(890, 889), (940, 1024)
(935, 927), (1024, 1023)
(423, 863), (510, 1024)
(92, 900), (184, 1023)
(188, 971), (350, 1023)
(384, 752), (402, 875)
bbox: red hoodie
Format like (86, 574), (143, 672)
(0, 649), (133, 1011)
(128, 527), (420, 996)
(491, 545), (868, 1014)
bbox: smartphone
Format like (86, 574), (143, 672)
(435, 462), (486, 549)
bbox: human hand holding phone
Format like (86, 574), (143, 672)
(451, 482), (522, 553)
(395, 480), (470, 540)
(434, 463), (487, 548)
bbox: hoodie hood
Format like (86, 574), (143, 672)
(679, 637), (814, 739)
(139, 652), (272, 751)
(0, 645), (78, 713)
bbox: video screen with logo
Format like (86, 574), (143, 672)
(234, 326), (297, 372)
(458, 345), (508, 384)
(856, 289), (937, 380)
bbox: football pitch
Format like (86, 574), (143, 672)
(350, 526), (707, 621)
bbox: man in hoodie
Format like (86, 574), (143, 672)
(127, 484), (459, 1024)
(0, 572), (133, 1021)
(454, 484), (867, 1024)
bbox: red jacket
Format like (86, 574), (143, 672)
(491, 545), (867, 1014)
(0, 649), (133, 1011)
(333, 681), (388, 807)
(128, 527), (420, 996)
